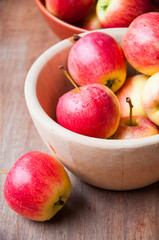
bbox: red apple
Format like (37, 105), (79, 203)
(110, 98), (159, 139)
(116, 74), (148, 118)
(4, 151), (71, 221)
(123, 12), (159, 76)
(77, 6), (101, 30)
(45, 0), (96, 24)
(96, 0), (152, 28)
(142, 72), (159, 126)
(111, 116), (159, 139)
(68, 32), (127, 93)
(56, 83), (120, 139)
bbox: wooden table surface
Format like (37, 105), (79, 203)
(0, 0), (159, 239)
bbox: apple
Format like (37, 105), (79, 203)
(68, 32), (127, 93)
(116, 74), (149, 118)
(45, 0), (96, 24)
(142, 72), (159, 126)
(4, 151), (71, 221)
(110, 98), (159, 139)
(56, 80), (120, 139)
(96, 0), (152, 28)
(110, 116), (159, 139)
(77, 5), (101, 30)
(123, 12), (159, 76)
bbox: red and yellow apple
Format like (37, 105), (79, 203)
(56, 83), (120, 139)
(110, 116), (159, 139)
(4, 151), (71, 221)
(142, 72), (159, 126)
(123, 12), (159, 76)
(96, 0), (152, 28)
(45, 0), (95, 24)
(111, 98), (159, 139)
(68, 32), (127, 93)
(116, 74), (149, 118)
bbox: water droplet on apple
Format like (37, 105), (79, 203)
(82, 103), (88, 108)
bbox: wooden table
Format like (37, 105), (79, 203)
(0, 0), (159, 239)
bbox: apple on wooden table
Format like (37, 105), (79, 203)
(123, 12), (159, 76)
(96, 0), (152, 28)
(68, 31), (127, 93)
(45, 0), (96, 24)
(3, 151), (71, 221)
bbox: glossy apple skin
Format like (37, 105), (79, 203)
(142, 72), (159, 126)
(110, 116), (159, 139)
(4, 151), (71, 221)
(56, 83), (120, 139)
(45, 0), (95, 24)
(116, 74), (149, 118)
(123, 12), (159, 76)
(68, 32), (127, 93)
(96, 0), (152, 28)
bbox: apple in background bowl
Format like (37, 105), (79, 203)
(77, 5), (101, 30)
(123, 12), (159, 76)
(96, 0), (153, 28)
(45, 0), (96, 24)
(25, 28), (159, 190)
(34, 0), (155, 40)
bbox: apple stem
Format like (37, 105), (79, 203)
(59, 65), (80, 91)
(54, 199), (65, 206)
(99, 4), (108, 10)
(126, 97), (134, 126)
(0, 170), (9, 174)
(73, 33), (81, 41)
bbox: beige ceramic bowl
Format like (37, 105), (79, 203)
(25, 28), (159, 191)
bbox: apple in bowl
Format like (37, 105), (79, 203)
(123, 12), (159, 76)
(45, 0), (96, 24)
(68, 31), (127, 93)
(96, 0), (152, 28)
(142, 72), (159, 126)
(116, 74), (149, 118)
(56, 81), (120, 139)
(111, 97), (159, 139)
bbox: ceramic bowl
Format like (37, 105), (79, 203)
(25, 28), (159, 190)
(34, 0), (87, 39)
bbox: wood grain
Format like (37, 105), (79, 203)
(0, 0), (159, 239)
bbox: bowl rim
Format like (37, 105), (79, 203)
(25, 28), (159, 149)
(34, 0), (87, 33)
